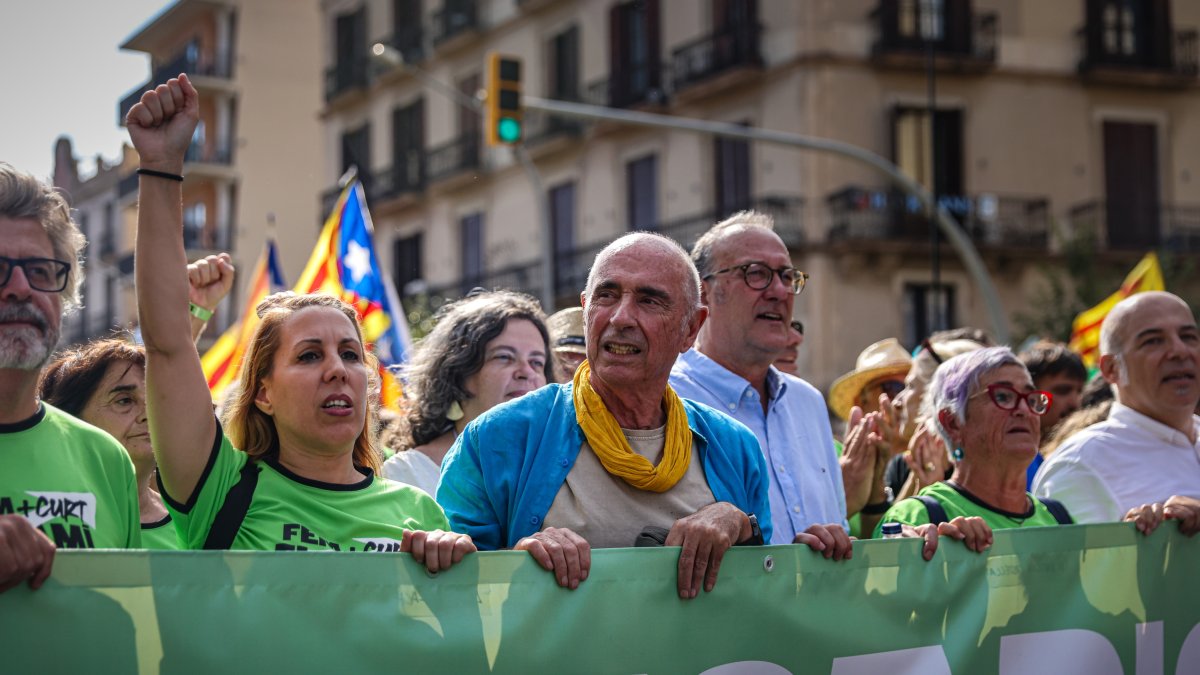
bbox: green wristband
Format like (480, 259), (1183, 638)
(189, 302), (214, 322)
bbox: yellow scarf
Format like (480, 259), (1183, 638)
(572, 360), (692, 492)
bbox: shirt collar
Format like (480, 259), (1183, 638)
(1109, 401), (1200, 448)
(677, 348), (786, 406)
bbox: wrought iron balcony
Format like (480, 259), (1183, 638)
(118, 47), (231, 124)
(184, 143), (232, 165)
(826, 185), (1049, 249)
(383, 27), (425, 65)
(670, 24), (763, 91)
(426, 133), (481, 183)
(523, 108), (584, 147)
(554, 195), (805, 298)
(1078, 27), (1198, 80)
(324, 57), (369, 102)
(870, 1), (997, 68)
(422, 260), (544, 304)
(1068, 200), (1200, 253)
(432, 3), (478, 47)
(585, 63), (670, 109)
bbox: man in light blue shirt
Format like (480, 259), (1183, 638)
(670, 212), (849, 546)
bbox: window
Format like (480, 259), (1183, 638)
(1085, 0), (1172, 69)
(892, 107), (963, 199)
(549, 26), (581, 100)
(609, 0), (661, 107)
(183, 202), (206, 249)
(392, 99), (424, 193)
(101, 202), (116, 256)
(460, 212), (484, 293)
(393, 233), (423, 297)
(1103, 120), (1160, 250)
(341, 124), (371, 186)
(392, 0), (423, 63)
(903, 282), (955, 349)
(714, 123), (751, 217)
(626, 155), (658, 231)
(549, 182), (576, 291)
(333, 7), (367, 90)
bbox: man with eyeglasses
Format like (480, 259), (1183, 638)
(669, 212), (852, 556)
(0, 163), (140, 594)
(1034, 291), (1200, 533)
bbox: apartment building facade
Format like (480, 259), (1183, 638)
(115, 0), (324, 343)
(320, 0), (1200, 390)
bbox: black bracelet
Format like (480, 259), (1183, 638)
(860, 500), (892, 515)
(137, 168), (184, 182)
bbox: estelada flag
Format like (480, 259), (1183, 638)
(293, 181), (413, 409)
(200, 239), (288, 402)
(1068, 252), (1165, 368)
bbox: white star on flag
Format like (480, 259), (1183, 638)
(344, 240), (373, 284)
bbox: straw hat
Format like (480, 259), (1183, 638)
(546, 307), (586, 355)
(829, 338), (913, 420)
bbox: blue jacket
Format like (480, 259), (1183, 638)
(437, 383), (773, 549)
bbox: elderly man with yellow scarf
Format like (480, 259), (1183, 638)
(438, 233), (772, 599)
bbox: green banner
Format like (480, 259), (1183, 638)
(2, 523), (1197, 674)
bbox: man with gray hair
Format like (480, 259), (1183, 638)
(669, 212), (851, 554)
(1033, 291), (1200, 526)
(0, 163), (139, 593)
(438, 232), (772, 599)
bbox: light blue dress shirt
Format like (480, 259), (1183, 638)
(670, 348), (848, 544)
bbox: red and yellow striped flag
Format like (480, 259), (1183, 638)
(200, 240), (287, 402)
(1068, 252), (1165, 367)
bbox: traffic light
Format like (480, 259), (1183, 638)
(486, 53), (522, 146)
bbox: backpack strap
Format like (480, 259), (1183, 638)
(202, 460), (261, 550)
(915, 494), (949, 526)
(1035, 497), (1074, 525)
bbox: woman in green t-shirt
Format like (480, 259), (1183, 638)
(127, 74), (475, 569)
(877, 346), (1074, 554)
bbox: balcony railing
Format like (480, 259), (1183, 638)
(1078, 28), (1199, 78)
(554, 195), (805, 298)
(523, 108), (584, 147)
(871, 1), (997, 65)
(671, 24), (763, 90)
(423, 260), (544, 303)
(324, 57), (369, 101)
(432, 3), (478, 47)
(585, 63), (670, 109)
(375, 150), (426, 201)
(826, 186), (1049, 249)
(181, 219), (231, 252)
(384, 27), (426, 65)
(426, 133), (481, 183)
(184, 143), (232, 165)
(1068, 200), (1200, 253)
(118, 48), (231, 124)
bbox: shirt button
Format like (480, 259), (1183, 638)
(560, 458), (568, 467)
(530, 516), (540, 525)
(778, 466), (786, 473)
(792, 506), (801, 513)
(727, 403), (736, 411)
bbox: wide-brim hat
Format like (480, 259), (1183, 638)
(829, 338), (913, 420)
(547, 307), (586, 355)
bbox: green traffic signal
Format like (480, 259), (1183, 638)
(498, 117), (521, 143)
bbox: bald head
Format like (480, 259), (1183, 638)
(585, 232), (701, 310)
(1100, 291), (1194, 358)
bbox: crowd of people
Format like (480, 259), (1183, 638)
(1, 74), (1198, 597)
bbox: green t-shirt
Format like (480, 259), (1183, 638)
(141, 514), (179, 550)
(874, 480), (1070, 537)
(0, 404), (140, 549)
(163, 425), (451, 551)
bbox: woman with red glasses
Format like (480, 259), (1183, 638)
(874, 346), (1074, 553)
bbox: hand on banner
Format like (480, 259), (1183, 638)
(403, 530), (477, 573)
(188, 253), (236, 314)
(904, 515), (992, 561)
(515, 527), (591, 590)
(126, 74), (199, 173)
(665, 502), (749, 599)
(1126, 496), (1200, 537)
(793, 523), (854, 561)
(0, 515), (56, 594)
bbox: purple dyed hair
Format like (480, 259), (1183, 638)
(926, 346), (1026, 452)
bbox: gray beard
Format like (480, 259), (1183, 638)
(0, 324), (58, 370)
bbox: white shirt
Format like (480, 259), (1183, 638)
(381, 450), (442, 497)
(1032, 402), (1200, 523)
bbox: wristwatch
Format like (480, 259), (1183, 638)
(738, 513), (765, 546)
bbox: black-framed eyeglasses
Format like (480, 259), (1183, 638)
(0, 256), (71, 293)
(971, 384), (1052, 416)
(703, 262), (808, 295)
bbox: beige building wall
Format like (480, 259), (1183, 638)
(320, 0), (1200, 393)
